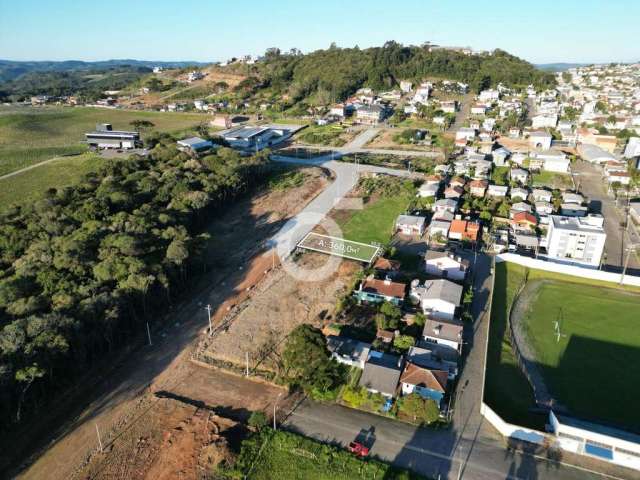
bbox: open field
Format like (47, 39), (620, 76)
(335, 194), (413, 245)
(522, 280), (640, 429)
(0, 153), (103, 209)
(485, 261), (640, 431)
(226, 429), (422, 480)
(0, 106), (208, 174)
(295, 123), (356, 146)
(531, 170), (573, 189)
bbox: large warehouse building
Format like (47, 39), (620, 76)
(85, 123), (141, 149)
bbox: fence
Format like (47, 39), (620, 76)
(495, 253), (640, 287)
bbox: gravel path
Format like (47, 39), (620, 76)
(509, 279), (555, 408)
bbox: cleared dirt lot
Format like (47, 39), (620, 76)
(199, 252), (360, 371)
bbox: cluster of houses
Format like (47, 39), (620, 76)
(325, 250), (471, 409)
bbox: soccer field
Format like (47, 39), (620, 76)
(522, 279), (640, 429)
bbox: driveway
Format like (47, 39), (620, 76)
(572, 160), (640, 273)
(344, 127), (381, 150)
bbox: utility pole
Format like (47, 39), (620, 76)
(620, 246), (636, 285)
(205, 304), (212, 335)
(245, 352), (249, 377)
(95, 423), (103, 453)
(146, 322), (152, 346)
(273, 392), (283, 430)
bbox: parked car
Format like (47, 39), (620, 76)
(348, 441), (370, 457)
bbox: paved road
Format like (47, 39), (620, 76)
(289, 142), (442, 158)
(269, 154), (421, 256)
(572, 160), (640, 272)
(344, 127), (381, 149)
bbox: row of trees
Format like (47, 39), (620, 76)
(256, 42), (556, 105)
(0, 136), (272, 430)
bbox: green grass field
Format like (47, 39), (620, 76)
(522, 280), (640, 429)
(0, 153), (103, 209)
(226, 429), (422, 480)
(531, 171), (573, 189)
(485, 262), (640, 431)
(0, 106), (207, 175)
(337, 194), (412, 245)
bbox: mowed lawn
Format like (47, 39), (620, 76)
(0, 153), (103, 209)
(337, 194), (412, 245)
(531, 170), (573, 189)
(523, 280), (640, 429)
(0, 106), (207, 175)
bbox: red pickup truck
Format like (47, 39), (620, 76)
(348, 441), (370, 457)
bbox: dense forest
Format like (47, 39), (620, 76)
(252, 42), (556, 104)
(0, 139), (272, 432)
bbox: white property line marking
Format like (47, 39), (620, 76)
(297, 232), (380, 263)
(287, 410), (627, 480)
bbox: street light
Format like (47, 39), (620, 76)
(273, 392), (283, 430)
(205, 304), (212, 335)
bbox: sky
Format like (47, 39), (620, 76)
(1, 0), (638, 64)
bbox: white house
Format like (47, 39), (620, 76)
(511, 168), (530, 184)
(532, 114), (558, 129)
(424, 250), (469, 281)
(326, 336), (371, 369)
(422, 317), (464, 353)
(529, 131), (553, 150)
(410, 279), (463, 320)
(396, 215), (427, 236)
(532, 188), (553, 203)
(433, 198), (458, 214)
(455, 127), (476, 142)
(418, 183), (439, 198)
(487, 184), (509, 197)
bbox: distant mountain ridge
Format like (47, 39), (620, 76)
(0, 59), (212, 83)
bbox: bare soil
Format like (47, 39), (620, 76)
(200, 252), (361, 371)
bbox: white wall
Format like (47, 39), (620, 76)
(480, 403), (546, 445)
(421, 299), (456, 320)
(495, 253), (640, 287)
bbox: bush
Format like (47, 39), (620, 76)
(248, 410), (268, 430)
(397, 394), (440, 425)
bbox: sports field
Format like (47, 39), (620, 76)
(0, 106), (207, 176)
(298, 232), (380, 263)
(485, 261), (640, 431)
(522, 280), (640, 429)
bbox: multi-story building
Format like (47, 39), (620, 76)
(545, 215), (607, 268)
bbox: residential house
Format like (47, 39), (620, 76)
(422, 317), (464, 354)
(471, 104), (487, 115)
(562, 192), (585, 205)
(469, 179), (488, 197)
(444, 185), (464, 200)
(355, 278), (406, 305)
(373, 257), (401, 277)
(532, 188), (552, 203)
(492, 146), (511, 166)
(514, 233), (540, 252)
(560, 204), (588, 217)
(511, 202), (533, 216)
(511, 212), (538, 232)
(429, 220), (451, 240)
(410, 279), (463, 320)
(424, 250), (469, 281)
(359, 351), (403, 398)
(356, 104), (387, 125)
(511, 168), (530, 184)
(376, 329), (395, 344)
(418, 182), (440, 198)
(535, 201), (554, 216)
(455, 127), (476, 142)
(433, 198), (458, 214)
(487, 184), (509, 198)
(400, 362), (449, 405)
(532, 114), (558, 129)
(509, 127), (522, 139)
(577, 143), (615, 164)
(529, 131), (553, 150)
(606, 171), (631, 186)
(406, 345), (458, 379)
(396, 215), (427, 236)
(450, 177), (466, 188)
(329, 104), (346, 117)
(510, 187), (529, 201)
(530, 152), (571, 173)
(448, 220), (481, 243)
(326, 336), (371, 369)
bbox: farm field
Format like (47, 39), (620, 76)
(522, 279), (640, 430)
(0, 106), (208, 175)
(225, 429), (421, 480)
(0, 153), (103, 209)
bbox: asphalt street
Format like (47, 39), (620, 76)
(571, 160), (640, 272)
